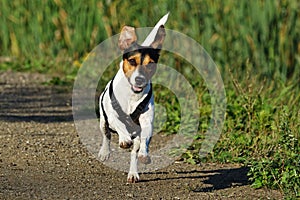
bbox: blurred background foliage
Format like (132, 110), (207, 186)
(0, 0), (299, 84)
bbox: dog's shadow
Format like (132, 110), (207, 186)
(140, 166), (249, 192)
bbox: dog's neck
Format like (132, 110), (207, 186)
(112, 61), (151, 114)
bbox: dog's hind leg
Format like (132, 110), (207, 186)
(98, 119), (111, 161)
(127, 136), (140, 183)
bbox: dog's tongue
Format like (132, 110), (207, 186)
(132, 85), (143, 92)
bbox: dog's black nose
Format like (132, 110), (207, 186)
(135, 76), (146, 86)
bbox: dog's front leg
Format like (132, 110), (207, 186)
(138, 115), (153, 164)
(98, 118), (111, 161)
(127, 136), (140, 183)
(114, 122), (133, 149)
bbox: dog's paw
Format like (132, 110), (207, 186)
(119, 134), (133, 149)
(127, 172), (139, 183)
(119, 141), (133, 149)
(138, 154), (151, 164)
(98, 147), (110, 161)
(138, 149), (151, 164)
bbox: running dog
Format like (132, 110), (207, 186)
(98, 17), (167, 183)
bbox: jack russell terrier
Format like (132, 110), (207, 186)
(98, 14), (168, 183)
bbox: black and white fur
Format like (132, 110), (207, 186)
(98, 24), (166, 183)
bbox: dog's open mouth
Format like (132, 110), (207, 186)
(131, 85), (143, 93)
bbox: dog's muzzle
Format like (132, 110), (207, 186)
(131, 75), (147, 93)
(135, 76), (146, 86)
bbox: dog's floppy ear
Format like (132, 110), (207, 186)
(150, 25), (166, 49)
(118, 26), (137, 51)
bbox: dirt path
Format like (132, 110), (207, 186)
(0, 71), (282, 199)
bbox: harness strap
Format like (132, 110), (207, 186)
(100, 87), (108, 125)
(102, 76), (152, 135)
(130, 84), (152, 122)
(100, 87), (115, 138)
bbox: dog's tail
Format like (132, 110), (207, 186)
(141, 12), (169, 46)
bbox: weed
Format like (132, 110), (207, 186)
(248, 106), (300, 198)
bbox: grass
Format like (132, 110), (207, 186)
(0, 0), (299, 198)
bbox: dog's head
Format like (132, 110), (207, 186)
(118, 25), (166, 93)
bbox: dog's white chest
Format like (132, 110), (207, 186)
(127, 95), (143, 112)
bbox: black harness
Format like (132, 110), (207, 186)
(100, 77), (153, 138)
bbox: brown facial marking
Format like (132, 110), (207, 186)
(142, 54), (155, 65)
(123, 53), (141, 78)
(140, 54), (157, 79)
(123, 52), (158, 80)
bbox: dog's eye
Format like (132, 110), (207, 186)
(128, 59), (137, 66)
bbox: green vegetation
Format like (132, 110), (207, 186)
(1, 0), (299, 198)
